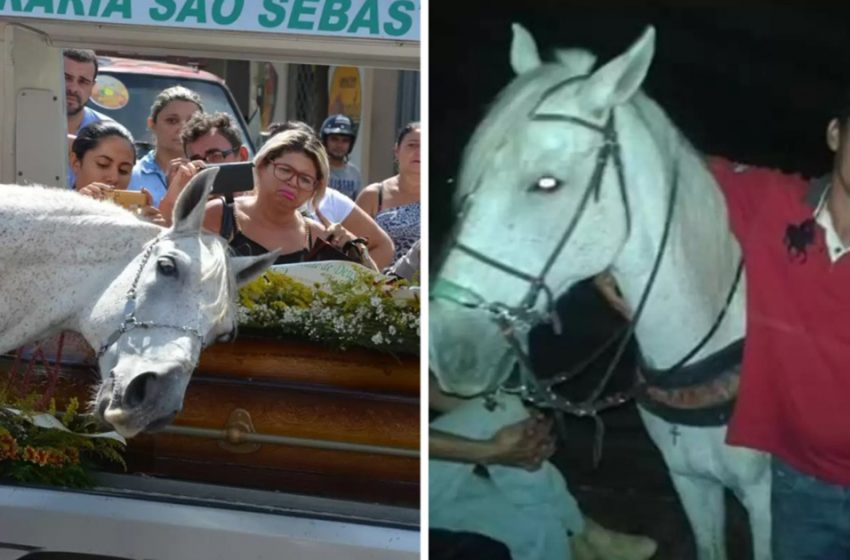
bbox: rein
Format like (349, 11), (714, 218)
(434, 77), (743, 463)
(96, 234), (207, 360)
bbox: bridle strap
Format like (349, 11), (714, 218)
(451, 113), (627, 318)
(96, 235), (206, 360)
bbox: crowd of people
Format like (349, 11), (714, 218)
(62, 48), (420, 278)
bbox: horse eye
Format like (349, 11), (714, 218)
(157, 256), (178, 277)
(533, 176), (561, 192)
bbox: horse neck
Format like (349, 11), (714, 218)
(5, 187), (161, 266)
(611, 98), (745, 369)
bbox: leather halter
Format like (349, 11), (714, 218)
(96, 235), (207, 360)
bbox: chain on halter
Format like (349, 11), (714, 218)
(434, 74), (743, 465)
(96, 235), (207, 360)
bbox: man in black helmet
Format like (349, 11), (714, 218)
(320, 114), (363, 200)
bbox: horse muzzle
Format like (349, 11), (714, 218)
(96, 362), (190, 437)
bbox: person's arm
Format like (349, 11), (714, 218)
(339, 203), (395, 269)
(138, 188), (166, 226)
(355, 184), (380, 218)
(386, 240), (420, 282)
(430, 416), (555, 471)
(429, 373), (555, 470)
(75, 181), (113, 200)
(312, 214), (379, 271)
(201, 197), (225, 235)
(158, 160), (206, 226)
(707, 156), (806, 242)
(592, 271), (630, 320)
(430, 430), (503, 465)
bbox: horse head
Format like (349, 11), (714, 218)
(431, 24), (657, 396)
(86, 168), (277, 437)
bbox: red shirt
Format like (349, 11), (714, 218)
(711, 157), (850, 485)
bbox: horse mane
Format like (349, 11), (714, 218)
(194, 233), (240, 328)
(626, 92), (740, 298)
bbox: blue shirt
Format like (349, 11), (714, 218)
(67, 107), (114, 188)
(128, 150), (168, 207)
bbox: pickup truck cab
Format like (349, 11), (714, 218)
(89, 56), (255, 157)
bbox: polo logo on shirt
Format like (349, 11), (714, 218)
(784, 218), (816, 263)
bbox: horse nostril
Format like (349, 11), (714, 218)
(124, 372), (157, 408)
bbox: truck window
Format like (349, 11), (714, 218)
(88, 73), (253, 157)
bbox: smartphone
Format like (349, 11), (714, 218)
(209, 162), (255, 196)
(105, 190), (147, 210)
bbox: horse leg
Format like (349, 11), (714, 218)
(670, 472), (727, 560)
(732, 474), (772, 560)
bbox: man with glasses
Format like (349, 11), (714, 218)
(182, 111), (249, 165)
(64, 48), (114, 188)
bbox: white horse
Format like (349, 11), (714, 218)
(430, 25), (771, 560)
(0, 169), (277, 438)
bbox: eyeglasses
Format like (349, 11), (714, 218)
(271, 163), (318, 191)
(189, 147), (238, 163)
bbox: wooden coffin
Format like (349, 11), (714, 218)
(2, 334), (420, 508)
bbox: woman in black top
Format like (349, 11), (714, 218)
(172, 128), (376, 269)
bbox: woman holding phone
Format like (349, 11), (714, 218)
(71, 121), (164, 225)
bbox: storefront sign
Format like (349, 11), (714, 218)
(0, 0), (420, 41)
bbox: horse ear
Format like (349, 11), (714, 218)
(231, 252), (280, 288)
(510, 23), (542, 74)
(172, 167), (218, 234)
(578, 26), (655, 114)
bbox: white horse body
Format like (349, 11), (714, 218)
(431, 26), (770, 559)
(0, 172), (277, 437)
(0, 187), (160, 350)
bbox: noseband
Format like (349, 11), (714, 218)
(96, 235), (208, 360)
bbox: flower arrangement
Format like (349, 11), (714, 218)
(238, 268), (420, 354)
(0, 389), (126, 488)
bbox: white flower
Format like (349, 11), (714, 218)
(371, 332), (384, 345)
(388, 325), (397, 336)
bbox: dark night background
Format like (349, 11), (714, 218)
(429, 3), (850, 557)
(431, 1), (850, 249)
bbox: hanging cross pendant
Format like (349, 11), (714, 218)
(671, 424), (681, 446)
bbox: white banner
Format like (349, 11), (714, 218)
(0, 0), (420, 41)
